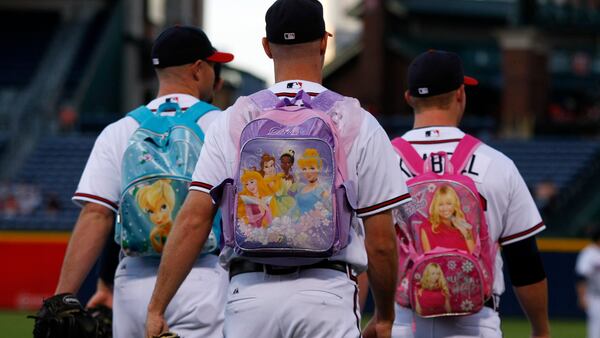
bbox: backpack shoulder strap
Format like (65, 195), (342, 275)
(184, 100), (219, 123)
(391, 137), (424, 175)
(449, 134), (482, 172)
(249, 89), (280, 109)
(181, 101), (220, 141)
(127, 106), (153, 125)
(311, 90), (344, 112)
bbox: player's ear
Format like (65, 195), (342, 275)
(456, 85), (465, 103)
(191, 60), (203, 81)
(262, 38), (273, 59)
(319, 32), (329, 56)
(404, 90), (414, 107)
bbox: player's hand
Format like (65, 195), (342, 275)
(362, 315), (393, 338)
(86, 279), (113, 308)
(145, 311), (169, 338)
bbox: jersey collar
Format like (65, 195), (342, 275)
(402, 126), (465, 142)
(146, 94), (200, 110)
(269, 80), (327, 97)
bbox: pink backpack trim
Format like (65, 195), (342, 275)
(391, 135), (481, 175)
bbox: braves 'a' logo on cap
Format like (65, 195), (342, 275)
(284, 32), (296, 40)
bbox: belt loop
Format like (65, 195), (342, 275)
(347, 265), (357, 283)
(493, 294), (500, 311)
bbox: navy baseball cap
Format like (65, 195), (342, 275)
(408, 50), (478, 98)
(265, 0), (332, 45)
(151, 25), (234, 68)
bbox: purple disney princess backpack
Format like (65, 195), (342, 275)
(218, 90), (360, 265)
(392, 135), (497, 317)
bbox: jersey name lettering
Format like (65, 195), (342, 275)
(400, 152), (490, 184)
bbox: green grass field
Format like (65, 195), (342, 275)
(1, 310), (586, 337)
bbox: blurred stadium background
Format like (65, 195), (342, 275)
(0, 0), (598, 336)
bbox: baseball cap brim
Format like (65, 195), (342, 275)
(206, 51), (234, 63)
(464, 76), (478, 86)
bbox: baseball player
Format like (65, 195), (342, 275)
(576, 226), (600, 338)
(391, 50), (550, 338)
(51, 26), (233, 338)
(145, 1), (411, 337)
(84, 60), (227, 312)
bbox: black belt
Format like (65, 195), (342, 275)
(484, 295), (499, 312)
(229, 260), (350, 280)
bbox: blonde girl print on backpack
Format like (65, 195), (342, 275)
(136, 179), (176, 253)
(415, 263), (451, 316)
(421, 185), (475, 253)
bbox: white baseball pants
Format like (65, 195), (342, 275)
(224, 268), (361, 338)
(586, 294), (600, 338)
(392, 303), (502, 338)
(113, 254), (228, 338)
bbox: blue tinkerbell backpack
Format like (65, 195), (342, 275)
(115, 99), (221, 257)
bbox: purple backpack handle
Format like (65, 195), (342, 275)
(275, 90), (313, 109)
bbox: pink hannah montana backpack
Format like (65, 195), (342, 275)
(391, 135), (496, 317)
(217, 90), (361, 265)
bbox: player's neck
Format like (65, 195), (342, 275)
(273, 62), (322, 84)
(413, 109), (461, 129)
(156, 82), (199, 100)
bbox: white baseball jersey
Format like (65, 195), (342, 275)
(392, 126), (545, 338)
(576, 244), (600, 296)
(190, 80), (411, 272)
(576, 243), (600, 338)
(71, 93), (227, 338)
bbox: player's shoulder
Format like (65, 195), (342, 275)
(333, 94), (382, 135)
(196, 108), (223, 130)
(576, 245), (595, 265)
(201, 104), (237, 149)
(581, 243), (600, 256)
(332, 96), (386, 152)
(96, 115), (138, 140)
(477, 141), (518, 171)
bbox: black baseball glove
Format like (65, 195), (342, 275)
(88, 305), (112, 338)
(29, 293), (106, 338)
